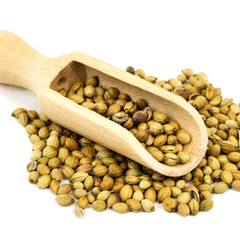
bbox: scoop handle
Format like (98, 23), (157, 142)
(0, 31), (50, 95)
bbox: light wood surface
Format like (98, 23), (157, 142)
(0, 30), (208, 176)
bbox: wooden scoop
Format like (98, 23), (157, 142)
(0, 31), (208, 177)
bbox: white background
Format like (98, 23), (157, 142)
(0, 1), (240, 240)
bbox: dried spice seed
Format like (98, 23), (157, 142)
(37, 164), (50, 176)
(97, 190), (111, 201)
(141, 199), (155, 212)
(38, 175), (51, 189)
(144, 187), (157, 203)
(55, 194), (75, 206)
(162, 198), (177, 213)
(62, 166), (75, 179)
(112, 202), (130, 213)
(126, 199), (142, 212)
(74, 206), (85, 219)
(92, 200), (107, 212)
(70, 171), (88, 183)
(200, 199), (214, 211)
(11, 108), (27, 118)
(177, 203), (190, 217)
(18, 112), (29, 127)
(157, 187), (171, 203)
(119, 185), (133, 201)
(213, 182), (228, 194)
(58, 184), (72, 195)
(177, 192), (191, 204)
(73, 188), (87, 199)
(107, 193), (120, 208)
(188, 199), (199, 216)
(26, 161), (37, 172)
(77, 197), (89, 209)
(231, 180), (240, 191)
(50, 179), (60, 194)
(200, 191), (212, 201)
(30, 149), (42, 161)
(28, 171), (39, 184)
(220, 170), (233, 184)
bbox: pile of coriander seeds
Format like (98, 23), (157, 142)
(58, 75), (192, 167)
(12, 67), (240, 218)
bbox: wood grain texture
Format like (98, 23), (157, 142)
(0, 30), (208, 176)
(0, 30), (50, 95)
